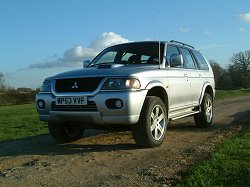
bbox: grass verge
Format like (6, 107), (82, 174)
(0, 104), (48, 142)
(215, 89), (250, 100)
(175, 117), (250, 186)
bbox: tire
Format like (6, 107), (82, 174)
(132, 96), (168, 148)
(48, 122), (84, 143)
(194, 93), (213, 127)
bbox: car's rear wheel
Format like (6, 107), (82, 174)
(48, 122), (84, 143)
(132, 96), (167, 148)
(194, 93), (213, 127)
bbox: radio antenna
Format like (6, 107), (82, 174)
(158, 12), (161, 69)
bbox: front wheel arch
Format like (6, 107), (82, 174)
(146, 86), (169, 114)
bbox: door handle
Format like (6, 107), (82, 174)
(184, 73), (188, 77)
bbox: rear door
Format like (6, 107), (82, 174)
(192, 50), (213, 101)
(179, 48), (203, 106)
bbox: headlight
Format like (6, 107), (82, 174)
(102, 78), (141, 90)
(40, 79), (52, 92)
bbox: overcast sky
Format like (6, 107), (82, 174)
(0, 0), (250, 88)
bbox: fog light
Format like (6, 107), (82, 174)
(37, 100), (45, 109)
(115, 100), (123, 109)
(106, 99), (123, 109)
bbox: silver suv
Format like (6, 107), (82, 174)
(36, 40), (215, 147)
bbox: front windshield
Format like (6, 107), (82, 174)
(90, 42), (164, 66)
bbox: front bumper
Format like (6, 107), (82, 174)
(36, 90), (147, 125)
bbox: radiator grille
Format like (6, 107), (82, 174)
(55, 77), (104, 92)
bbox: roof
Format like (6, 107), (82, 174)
(110, 40), (195, 49)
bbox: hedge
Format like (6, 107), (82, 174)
(0, 90), (38, 105)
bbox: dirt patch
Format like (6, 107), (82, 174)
(0, 96), (250, 187)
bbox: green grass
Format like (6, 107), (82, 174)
(0, 103), (48, 142)
(176, 117), (250, 186)
(215, 89), (250, 100)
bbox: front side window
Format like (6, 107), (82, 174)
(166, 45), (182, 67)
(94, 51), (117, 65)
(179, 48), (196, 69)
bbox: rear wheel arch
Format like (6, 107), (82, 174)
(204, 86), (214, 99)
(199, 84), (214, 104)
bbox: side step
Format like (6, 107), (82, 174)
(169, 107), (200, 121)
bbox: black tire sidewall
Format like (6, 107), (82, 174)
(133, 96), (167, 147)
(48, 122), (84, 143)
(194, 93), (213, 127)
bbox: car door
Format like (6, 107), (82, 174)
(192, 50), (213, 103)
(179, 47), (204, 106)
(166, 45), (191, 110)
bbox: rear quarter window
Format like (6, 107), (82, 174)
(193, 50), (209, 70)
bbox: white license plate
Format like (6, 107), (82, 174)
(55, 96), (87, 105)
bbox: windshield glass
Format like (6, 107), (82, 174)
(90, 42), (164, 66)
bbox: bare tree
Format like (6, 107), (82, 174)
(229, 50), (250, 88)
(0, 72), (6, 91)
(209, 60), (224, 88)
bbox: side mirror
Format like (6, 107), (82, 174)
(170, 54), (183, 67)
(83, 60), (91, 68)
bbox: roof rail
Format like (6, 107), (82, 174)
(170, 40), (194, 49)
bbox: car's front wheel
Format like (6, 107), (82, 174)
(132, 96), (167, 148)
(48, 122), (84, 143)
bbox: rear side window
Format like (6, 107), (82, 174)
(179, 48), (196, 69)
(193, 50), (209, 70)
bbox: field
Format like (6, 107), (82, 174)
(0, 104), (47, 142)
(215, 89), (250, 100)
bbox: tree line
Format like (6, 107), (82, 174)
(0, 72), (38, 105)
(210, 50), (250, 89)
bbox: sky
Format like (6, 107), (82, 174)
(0, 0), (250, 88)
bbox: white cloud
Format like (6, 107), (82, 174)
(90, 32), (130, 50)
(179, 27), (191, 32)
(239, 12), (250, 22)
(28, 32), (131, 69)
(239, 28), (245, 32)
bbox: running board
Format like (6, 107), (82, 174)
(169, 108), (200, 121)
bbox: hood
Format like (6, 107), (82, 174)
(48, 64), (159, 79)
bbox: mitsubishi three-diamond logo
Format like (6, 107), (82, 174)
(71, 81), (79, 89)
